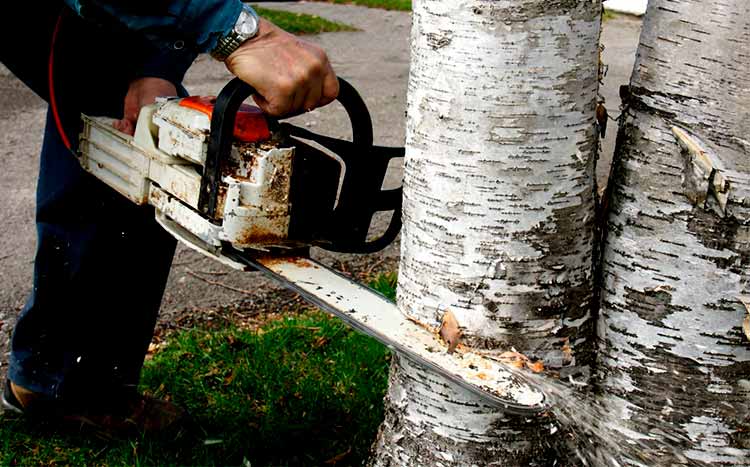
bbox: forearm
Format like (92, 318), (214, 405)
(62, 1), (338, 119)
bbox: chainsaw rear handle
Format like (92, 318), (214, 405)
(199, 77), (403, 254)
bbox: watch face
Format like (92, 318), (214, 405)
(236, 10), (258, 37)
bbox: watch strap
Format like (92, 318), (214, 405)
(211, 33), (246, 61)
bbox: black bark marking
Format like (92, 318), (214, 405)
(426, 33), (452, 50)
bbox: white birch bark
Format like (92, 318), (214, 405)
(370, 1), (601, 464)
(597, 1), (750, 465)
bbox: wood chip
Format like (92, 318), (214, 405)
(439, 309), (462, 354)
(561, 338), (573, 365)
(498, 350), (545, 373)
(739, 296), (750, 342)
(527, 360), (545, 373)
(498, 351), (528, 369)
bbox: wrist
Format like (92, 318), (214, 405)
(211, 4), (260, 62)
(225, 19), (274, 65)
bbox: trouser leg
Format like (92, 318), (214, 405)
(8, 108), (177, 402)
(4, 6), (179, 402)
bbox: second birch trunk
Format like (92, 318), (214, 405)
(597, 1), (750, 464)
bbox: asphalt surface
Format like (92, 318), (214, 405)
(0, 4), (641, 373)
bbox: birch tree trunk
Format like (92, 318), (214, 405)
(597, 1), (750, 464)
(370, 1), (601, 464)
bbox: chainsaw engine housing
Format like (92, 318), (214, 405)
(79, 98), (303, 259)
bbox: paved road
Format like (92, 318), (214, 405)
(0, 4), (641, 372)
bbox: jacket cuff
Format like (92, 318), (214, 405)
(181, 0), (243, 53)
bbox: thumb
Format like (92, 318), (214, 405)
(123, 96), (142, 126)
(114, 94), (141, 136)
(252, 94), (272, 114)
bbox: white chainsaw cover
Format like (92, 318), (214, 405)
(78, 98), (296, 256)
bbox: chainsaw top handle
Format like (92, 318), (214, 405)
(198, 77), (403, 254)
(198, 77), (372, 218)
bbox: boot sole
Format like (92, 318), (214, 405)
(1, 380), (25, 415)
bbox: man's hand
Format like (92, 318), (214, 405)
(225, 19), (339, 117)
(113, 77), (177, 135)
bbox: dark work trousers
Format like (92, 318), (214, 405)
(1, 3), (179, 405)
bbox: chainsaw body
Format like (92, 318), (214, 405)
(78, 78), (402, 268)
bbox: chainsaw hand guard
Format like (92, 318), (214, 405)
(199, 77), (403, 254)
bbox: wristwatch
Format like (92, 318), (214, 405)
(211, 4), (260, 61)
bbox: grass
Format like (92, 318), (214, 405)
(313, 0), (411, 11)
(367, 272), (397, 302)
(254, 5), (356, 34)
(0, 275), (397, 466)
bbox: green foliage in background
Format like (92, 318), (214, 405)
(316, 0), (411, 11)
(254, 5), (356, 34)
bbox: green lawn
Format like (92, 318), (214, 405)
(0, 276), (397, 466)
(254, 5), (356, 34)
(315, 0), (411, 11)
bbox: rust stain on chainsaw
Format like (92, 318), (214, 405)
(234, 223), (288, 246)
(259, 256), (315, 269)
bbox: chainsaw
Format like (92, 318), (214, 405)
(77, 77), (545, 413)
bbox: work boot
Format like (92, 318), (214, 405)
(2, 380), (194, 440)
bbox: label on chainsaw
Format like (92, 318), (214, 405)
(179, 96), (271, 143)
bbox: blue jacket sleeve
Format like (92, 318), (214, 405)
(63, 0), (242, 53)
(135, 46), (198, 87)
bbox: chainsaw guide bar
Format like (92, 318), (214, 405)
(227, 252), (546, 413)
